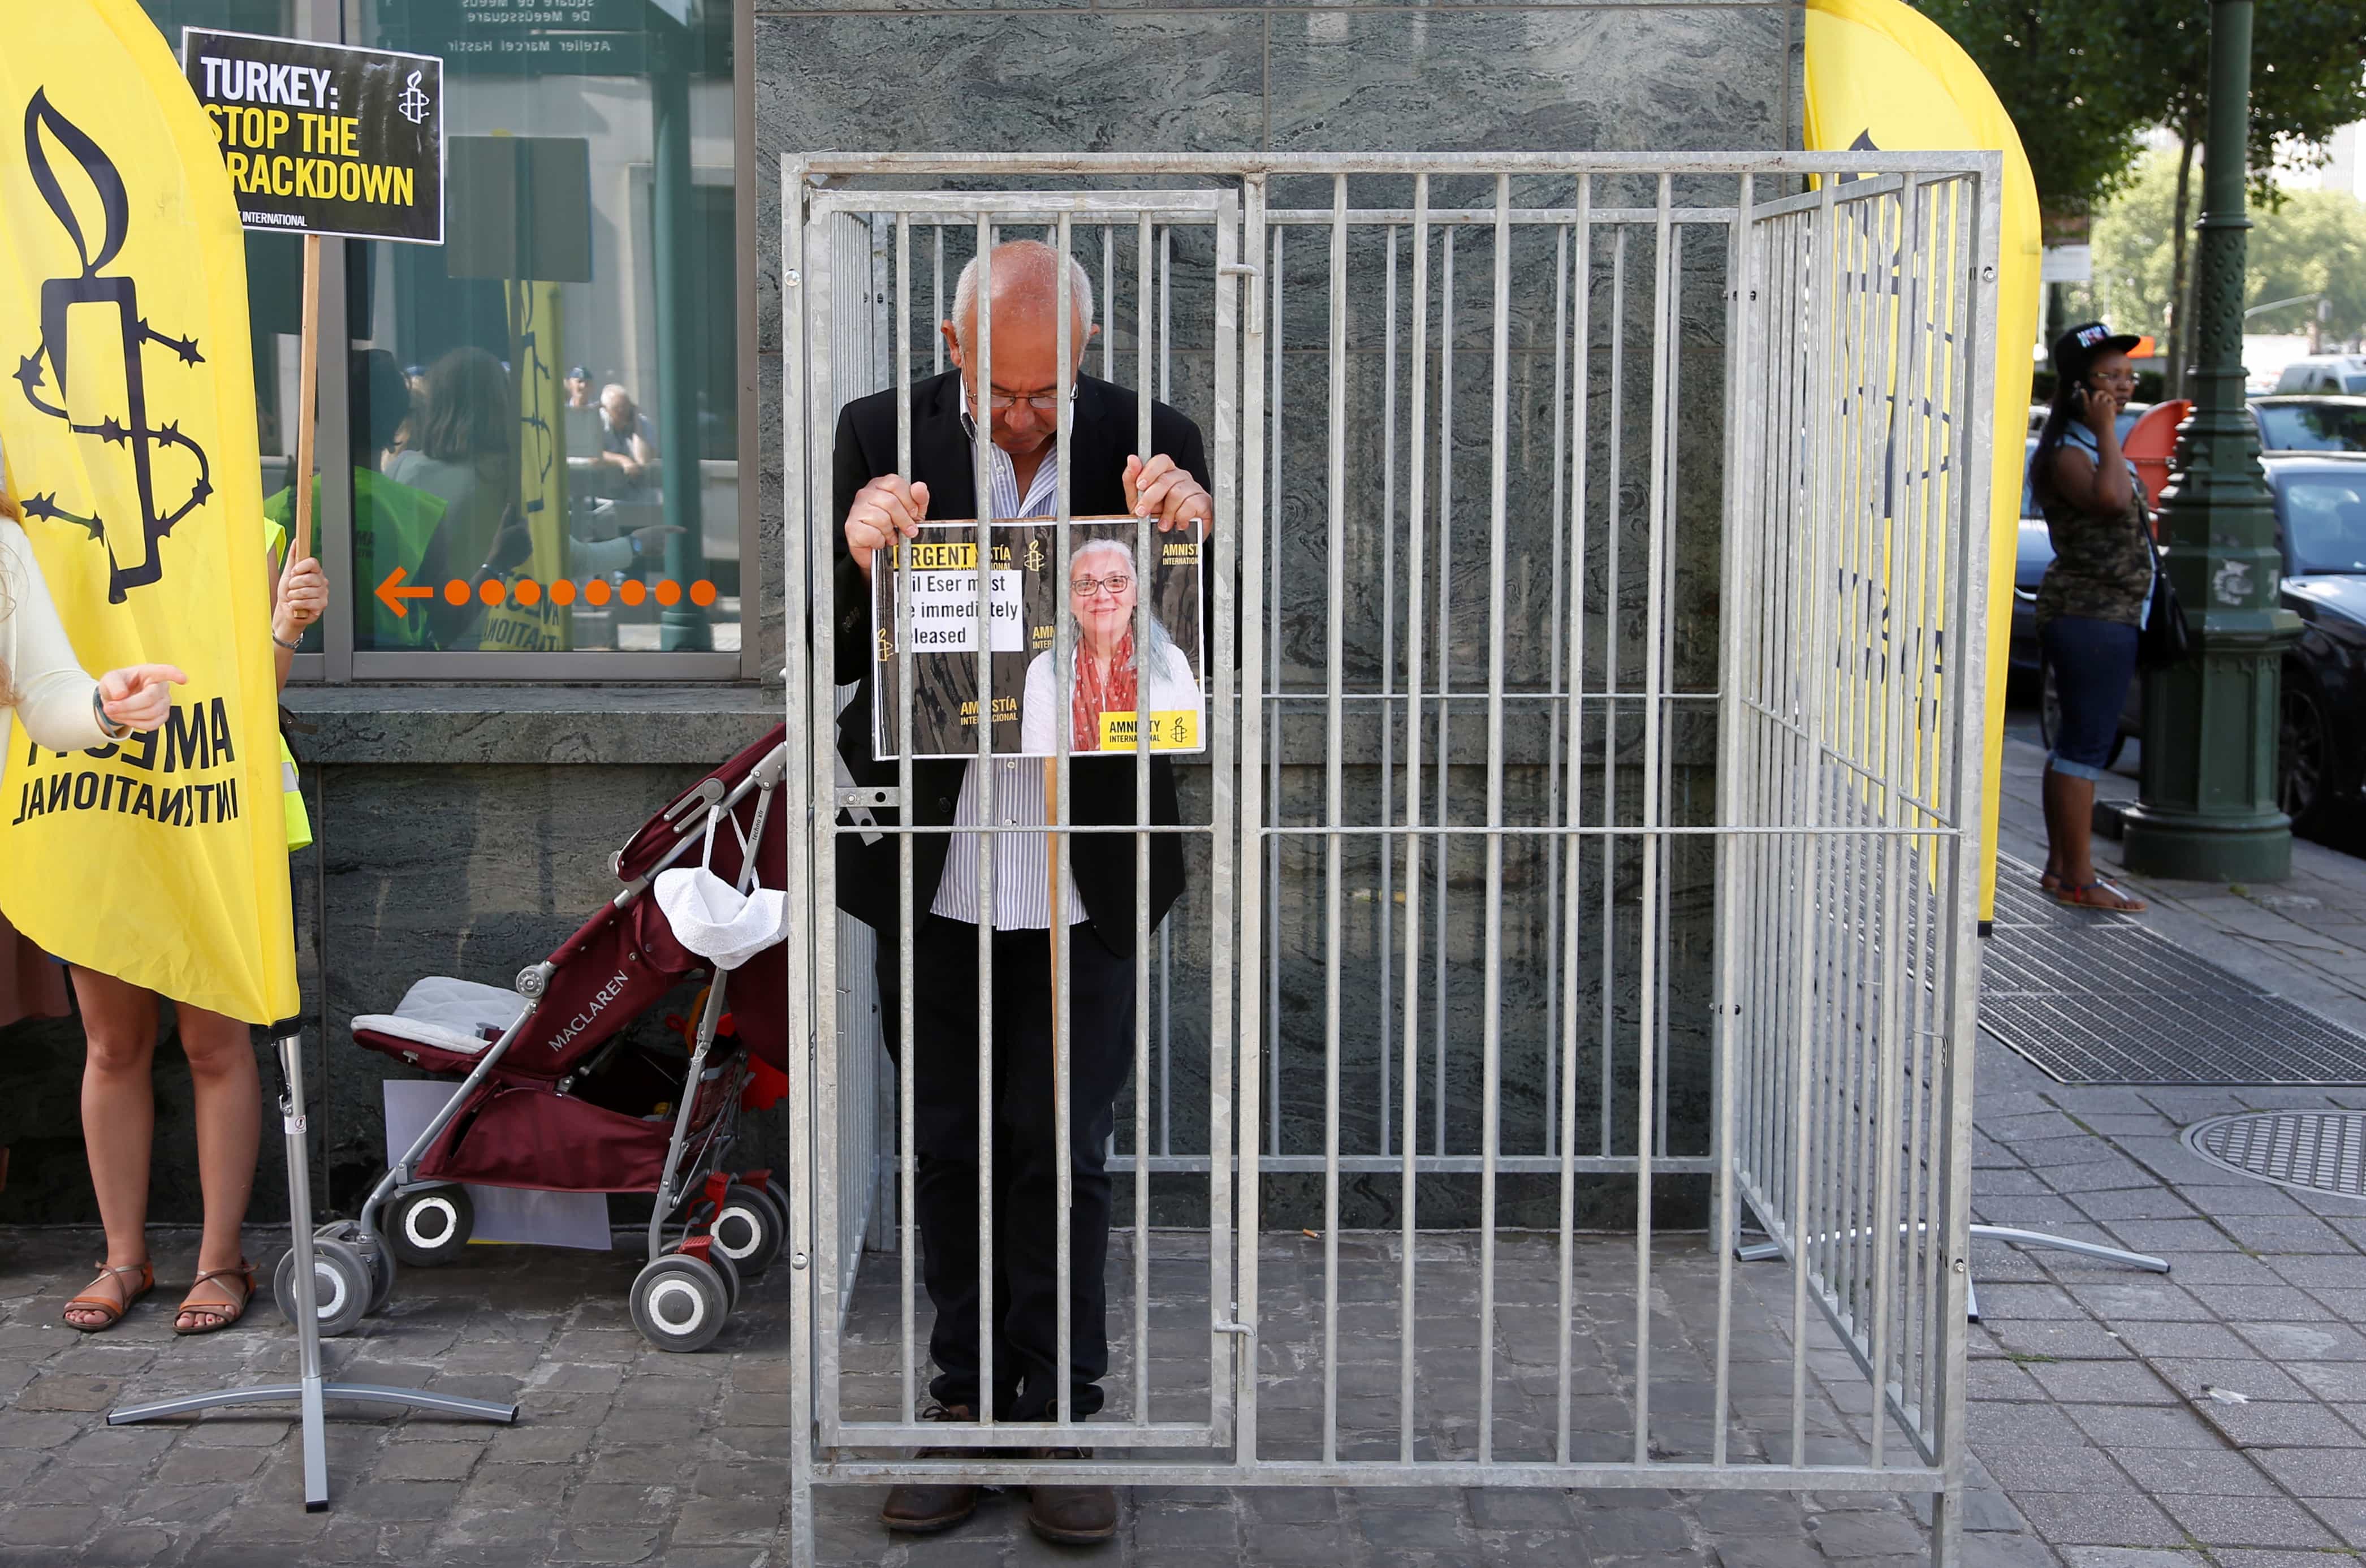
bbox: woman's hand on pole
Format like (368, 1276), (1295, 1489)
(274, 554), (329, 645)
(96, 666), (188, 733)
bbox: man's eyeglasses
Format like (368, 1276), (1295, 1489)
(1070, 574), (1134, 600)
(984, 385), (1080, 413)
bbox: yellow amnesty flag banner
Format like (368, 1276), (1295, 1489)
(1803, 0), (2044, 926)
(0, 0), (298, 1025)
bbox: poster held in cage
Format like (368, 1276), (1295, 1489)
(872, 517), (1205, 762)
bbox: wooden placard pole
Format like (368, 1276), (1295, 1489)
(289, 234), (322, 569)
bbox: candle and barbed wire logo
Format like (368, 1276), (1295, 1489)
(11, 89), (213, 604)
(396, 70), (430, 127)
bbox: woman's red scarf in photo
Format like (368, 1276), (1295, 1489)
(1071, 632), (1138, 752)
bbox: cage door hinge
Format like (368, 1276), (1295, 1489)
(837, 786), (899, 810)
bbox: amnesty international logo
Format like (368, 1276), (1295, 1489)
(11, 88), (213, 603)
(396, 69), (430, 127)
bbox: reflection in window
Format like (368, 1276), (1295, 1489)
(348, 1), (738, 654)
(2257, 404), (2366, 455)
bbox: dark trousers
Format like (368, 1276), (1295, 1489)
(875, 914), (1134, 1422)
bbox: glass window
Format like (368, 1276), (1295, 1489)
(138, 3), (313, 646)
(2257, 403), (2366, 454)
(2279, 476), (2366, 576)
(340, 0), (742, 661)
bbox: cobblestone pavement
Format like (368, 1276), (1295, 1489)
(3, 1220), (2012, 1568)
(6, 732), (2363, 1566)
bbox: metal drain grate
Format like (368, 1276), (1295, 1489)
(1981, 855), (2366, 1086)
(2185, 1111), (2366, 1197)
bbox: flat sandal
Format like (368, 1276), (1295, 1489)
(174, 1260), (255, 1336)
(64, 1260), (153, 1333)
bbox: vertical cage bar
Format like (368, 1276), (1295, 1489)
(893, 211), (920, 1426)
(1396, 178), (1431, 1469)
(1476, 172), (1513, 1466)
(1268, 223), (1285, 1164)
(972, 219), (998, 1431)
(1133, 210), (1156, 1429)
(1555, 173), (1594, 1466)
(1708, 174), (1755, 1469)
(1432, 226), (1455, 1164)
(1053, 211), (1077, 1428)
(1379, 226), (1400, 1164)
(1235, 176), (1271, 1467)
(1320, 174), (1349, 1466)
(1629, 175), (1674, 1465)
(780, 160), (817, 1568)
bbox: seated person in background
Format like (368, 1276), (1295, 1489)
(598, 384), (658, 491)
(564, 365), (594, 410)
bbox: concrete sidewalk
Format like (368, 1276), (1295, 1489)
(1962, 735), (2366, 1562)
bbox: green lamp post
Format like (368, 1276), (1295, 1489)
(2118, 0), (2300, 882)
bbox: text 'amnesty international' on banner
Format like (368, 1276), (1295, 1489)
(873, 517), (1206, 762)
(180, 29), (444, 245)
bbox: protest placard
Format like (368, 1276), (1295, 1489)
(872, 518), (1205, 761)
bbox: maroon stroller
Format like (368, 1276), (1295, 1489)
(307, 727), (790, 1351)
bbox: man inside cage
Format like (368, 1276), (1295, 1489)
(832, 238), (1214, 1545)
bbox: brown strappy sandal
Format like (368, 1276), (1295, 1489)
(64, 1260), (154, 1333)
(173, 1260), (255, 1336)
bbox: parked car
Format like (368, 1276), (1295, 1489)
(2014, 452), (2366, 827)
(2252, 395), (2366, 454)
(2273, 355), (2366, 396)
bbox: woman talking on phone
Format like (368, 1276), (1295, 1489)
(2032, 322), (2155, 913)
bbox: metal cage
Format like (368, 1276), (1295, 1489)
(779, 150), (2000, 1567)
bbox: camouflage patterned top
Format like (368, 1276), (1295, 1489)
(2034, 422), (2153, 629)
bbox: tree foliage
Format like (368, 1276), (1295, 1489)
(2121, 1), (2366, 205)
(1911, 1), (2366, 217)
(2092, 150), (2366, 343)
(1908, 1), (2147, 221)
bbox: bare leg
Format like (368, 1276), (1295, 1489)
(2044, 764), (2097, 886)
(2039, 762), (2067, 884)
(67, 969), (160, 1328)
(2043, 765), (2144, 910)
(174, 1003), (261, 1330)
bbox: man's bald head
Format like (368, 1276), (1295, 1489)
(949, 239), (1095, 357)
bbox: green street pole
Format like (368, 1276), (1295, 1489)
(652, 11), (712, 653)
(2118, 0), (2299, 882)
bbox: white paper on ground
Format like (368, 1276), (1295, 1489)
(381, 1079), (613, 1251)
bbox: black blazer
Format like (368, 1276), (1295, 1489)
(830, 370), (1211, 958)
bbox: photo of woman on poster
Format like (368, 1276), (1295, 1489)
(1019, 537), (1201, 756)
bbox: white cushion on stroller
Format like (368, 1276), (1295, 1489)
(351, 975), (530, 1056)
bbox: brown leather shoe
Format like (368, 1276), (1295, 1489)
(879, 1404), (982, 1535)
(1026, 1448), (1119, 1545)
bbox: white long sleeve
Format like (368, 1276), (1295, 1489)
(1, 521), (106, 759)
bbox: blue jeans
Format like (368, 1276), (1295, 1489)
(2042, 615), (2138, 781)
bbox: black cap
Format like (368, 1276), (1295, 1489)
(565, 365), (590, 381)
(2052, 321), (2142, 384)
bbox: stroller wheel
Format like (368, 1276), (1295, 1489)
(388, 1186), (474, 1268)
(748, 1177), (791, 1235)
(703, 1182), (785, 1278)
(631, 1254), (728, 1352)
(274, 1237), (372, 1337)
(711, 1249), (742, 1314)
(317, 1223), (398, 1315)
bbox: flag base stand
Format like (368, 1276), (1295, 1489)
(106, 1022), (516, 1510)
(1736, 1221), (2169, 1323)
